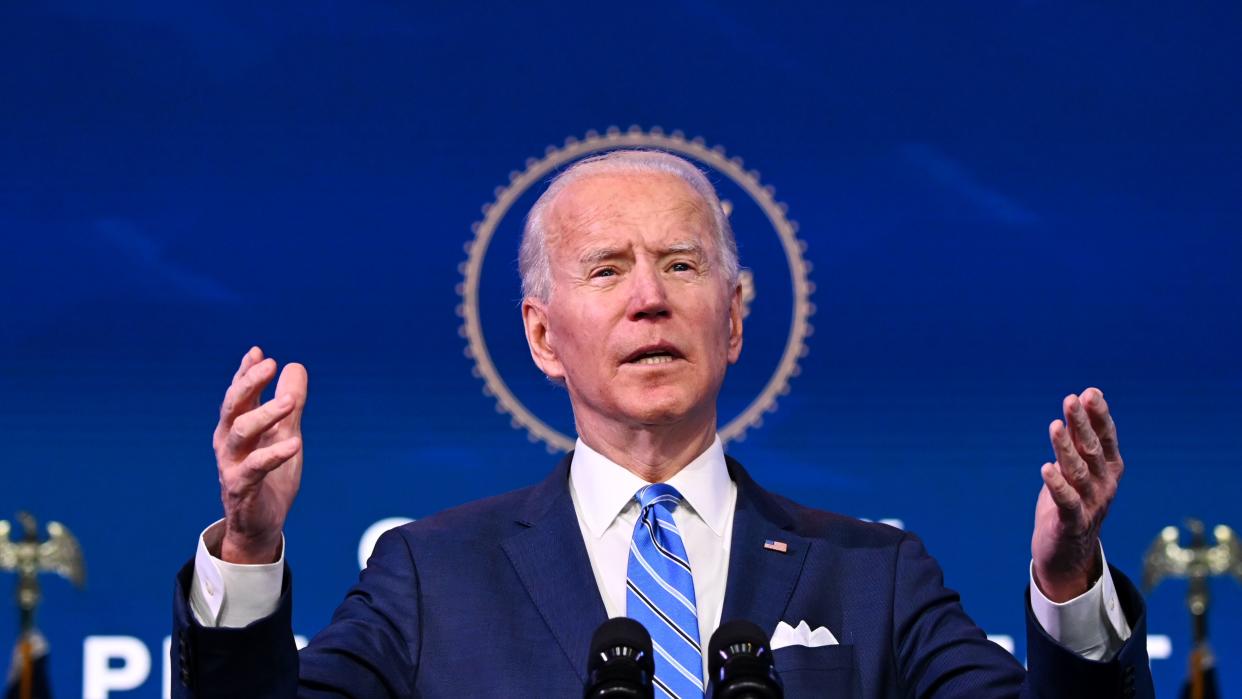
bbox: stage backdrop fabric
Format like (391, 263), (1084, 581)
(2, 3), (1240, 697)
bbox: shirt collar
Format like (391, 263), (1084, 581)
(569, 434), (732, 539)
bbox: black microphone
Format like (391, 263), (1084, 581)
(584, 617), (655, 698)
(708, 620), (783, 699)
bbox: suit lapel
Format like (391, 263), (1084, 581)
(720, 458), (811, 637)
(499, 453), (815, 679)
(500, 454), (608, 683)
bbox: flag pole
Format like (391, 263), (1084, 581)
(18, 634), (32, 699)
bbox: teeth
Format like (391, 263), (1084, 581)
(635, 355), (674, 365)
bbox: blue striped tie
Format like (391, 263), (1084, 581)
(626, 483), (704, 699)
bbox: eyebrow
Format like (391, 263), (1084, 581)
(577, 241), (707, 266)
(578, 247), (624, 266)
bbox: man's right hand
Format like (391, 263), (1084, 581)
(213, 346), (308, 564)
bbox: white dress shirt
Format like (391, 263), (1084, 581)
(568, 436), (735, 678)
(190, 435), (1131, 671)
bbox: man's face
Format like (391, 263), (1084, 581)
(522, 171), (743, 432)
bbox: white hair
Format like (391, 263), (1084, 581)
(519, 149), (740, 302)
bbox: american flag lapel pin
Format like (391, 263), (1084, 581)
(763, 539), (789, 554)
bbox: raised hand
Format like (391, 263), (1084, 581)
(212, 347), (308, 564)
(1031, 387), (1124, 602)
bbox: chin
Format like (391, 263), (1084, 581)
(618, 388), (706, 427)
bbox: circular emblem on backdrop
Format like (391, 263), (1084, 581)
(457, 126), (815, 452)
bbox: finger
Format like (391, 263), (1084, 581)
(219, 358), (277, 424)
(274, 362), (309, 435)
(1064, 394), (1107, 478)
(227, 395), (297, 453)
(234, 436), (302, 486)
(1050, 418), (1094, 496)
(1041, 462), (1084, 520)
(232, 346), (264, 383)
(1081, 387), (1122, 464)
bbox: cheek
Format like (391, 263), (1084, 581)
(549, 315), (611, 376)
(705, 303), (734, 348)
(553, 301), (621, 348)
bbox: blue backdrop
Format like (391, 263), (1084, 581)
(2, 3), (1240, 696)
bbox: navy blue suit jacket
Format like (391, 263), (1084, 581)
(172, 456), (1154, 697)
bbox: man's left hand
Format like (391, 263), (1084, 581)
(1031, 387), (1125, 602)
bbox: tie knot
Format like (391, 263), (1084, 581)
(635, 483), (684, 512)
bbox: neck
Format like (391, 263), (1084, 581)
(575, 411), (717, 483)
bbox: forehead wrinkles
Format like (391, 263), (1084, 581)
(544, 191), (605, 253)
(544, 175), (715, 262)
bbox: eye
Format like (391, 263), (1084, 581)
(591, 267), (617, 278)
(669, 261), (694, 273)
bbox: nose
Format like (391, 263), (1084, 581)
(626, 260), (670, 321)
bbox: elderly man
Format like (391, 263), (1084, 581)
(172, 150), (1154, 697)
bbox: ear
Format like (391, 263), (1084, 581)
(727, 281), (744, 364)
(522, 297), (566, 380)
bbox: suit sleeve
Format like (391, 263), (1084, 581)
(891, 532), (1155, 699)
(171, 528), (423, 698)
(1022, 563), (1154, 699)
(891, 533), (1026, 697)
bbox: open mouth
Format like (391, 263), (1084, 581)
(623, 344), (685, 366)
(633, 353), (676, 365)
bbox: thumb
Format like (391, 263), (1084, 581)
(275, 362), (309, 430)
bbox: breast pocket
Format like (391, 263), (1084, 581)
(772, 644), (859, 698)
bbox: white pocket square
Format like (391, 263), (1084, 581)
(770, 620), (839, 650)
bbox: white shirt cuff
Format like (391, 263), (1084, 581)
(1028, 543), (1131, 661)
(189, 519), (285, 628)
